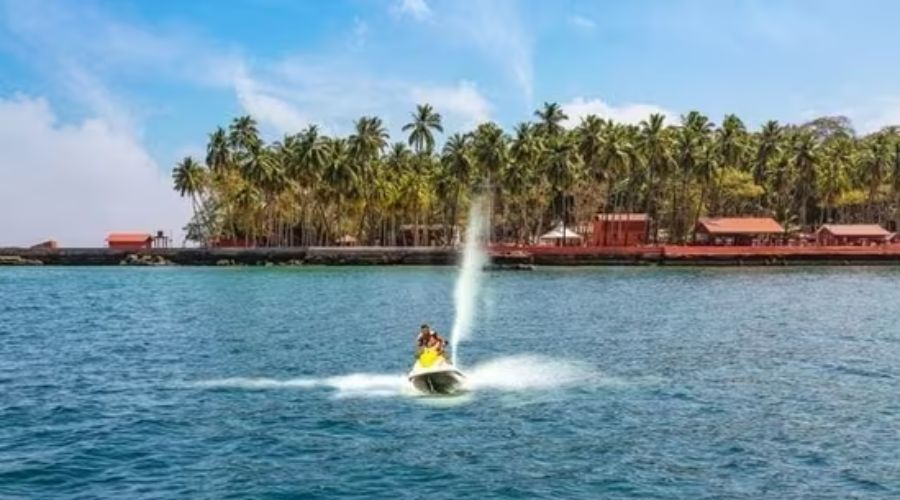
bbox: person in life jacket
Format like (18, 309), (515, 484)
(416, 323), (447, 356)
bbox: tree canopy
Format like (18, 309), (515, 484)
(173, 105), (900, 247)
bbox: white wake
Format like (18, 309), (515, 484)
(189, 355), (619, 398)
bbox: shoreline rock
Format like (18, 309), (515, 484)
(0, 255), (43, 266)
(120, 254), (172, 266)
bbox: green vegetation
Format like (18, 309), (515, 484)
(173, 104), (900, 246)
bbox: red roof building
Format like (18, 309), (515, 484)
(592, 213), (648, 246)
(106, 233), (153, 250)
(816, 224), (893, 246)
(30, 240), (58, 250)
(695, 217), (785, 245)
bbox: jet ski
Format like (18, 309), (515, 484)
(408, 347), (466, 394)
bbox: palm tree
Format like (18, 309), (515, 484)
(350, 116), (390, 160)
(228, 115), (261, 156)
(402, 104), (443, 154)
(385, 142), (413, 175)
(534, 102), (568, 137)
(859, 132), (889, 222)
(673, 112), (713, 240)
(672, 125), (700, 241)
(441, 133), (474, 244)
(322, 138), (358, 241)
(349, 116), (390, 240)
(472, 122), (508, 242)
(206, 127), (231, 172)
(172, 156), (206, 230)
(545, 136), (580, 244)
(509, 123), (544, 242)
(381, 143), (413, 244)
(233, 182), (262, 246)
(711, 114), (747, 214)
(637, 114), (672, 242)
(818, 136), (851, 223)
(594, 123), (635, 244)
(683, 110), (714, 136)
(576, 115), (605, 177)
(290, 126), (330, 245)
(792, 131), (820, 230)
(890, 136), (900, 231)
(754, 121), (782, 185)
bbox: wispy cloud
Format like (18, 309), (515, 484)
(2, 0), (497, 138)
(569, 15), (596, 30)
(561, 96), (676, 127)
(237, 57), (492, 136)
(394, 0), (432, 21)
(445, 0), (533, 103)
(396, 0), (533, 104)
(349, 17), (370, 49)
(0, 0), (239, 130)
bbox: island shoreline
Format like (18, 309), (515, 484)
(4, 246), (900, 266)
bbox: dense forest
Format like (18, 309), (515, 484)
(172, 103), (900, 246)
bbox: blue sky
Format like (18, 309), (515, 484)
(1, 0), (900, 245)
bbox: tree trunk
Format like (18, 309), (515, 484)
(646, 163), (656, 244)
(449, 185), (460, 247)
(668, 182), (678, 244)
(561, 190), (567, 247)
(692, 183), (708, 243)
(894, 193), (900, 232)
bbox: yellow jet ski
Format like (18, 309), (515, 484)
(408, 347), (466, 394)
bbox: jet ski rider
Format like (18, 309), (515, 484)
(416, 324), (447, 355)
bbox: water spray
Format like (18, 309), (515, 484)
(449, 196), (488, 366)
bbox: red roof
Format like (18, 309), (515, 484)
(817, 224), (891, 238)
(595, 213), (649, 221)
(106, 233), (153, 243)
(696, 217), (784, 235)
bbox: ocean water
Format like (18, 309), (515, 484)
(1, 266), (899, 499)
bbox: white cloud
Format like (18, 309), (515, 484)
(840, 97), (900, 135)
(410, 81), (491, 129)
(233, 68), (311, 134)
(0, 95), (190, 247)
(561, 97), (677, 127)
(395, 0), (432, 21)
(350, 17), (369, 48)
(569, 15), (596, 30)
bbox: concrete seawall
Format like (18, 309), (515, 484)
(3, 245), (900, 266)
(0, 247), (458, 266)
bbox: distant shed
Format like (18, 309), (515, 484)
(695, 217), (785, 245)
(593, 213), (648, 246)
(106, 233), (153, 250)
(30, 240), (58, 250)
(816, 224), (892, 246)
(539, 223), (583, 247)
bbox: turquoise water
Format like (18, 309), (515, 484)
(1, 267), (899, 498)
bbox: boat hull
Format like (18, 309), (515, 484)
(408, 366), (466, 394)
